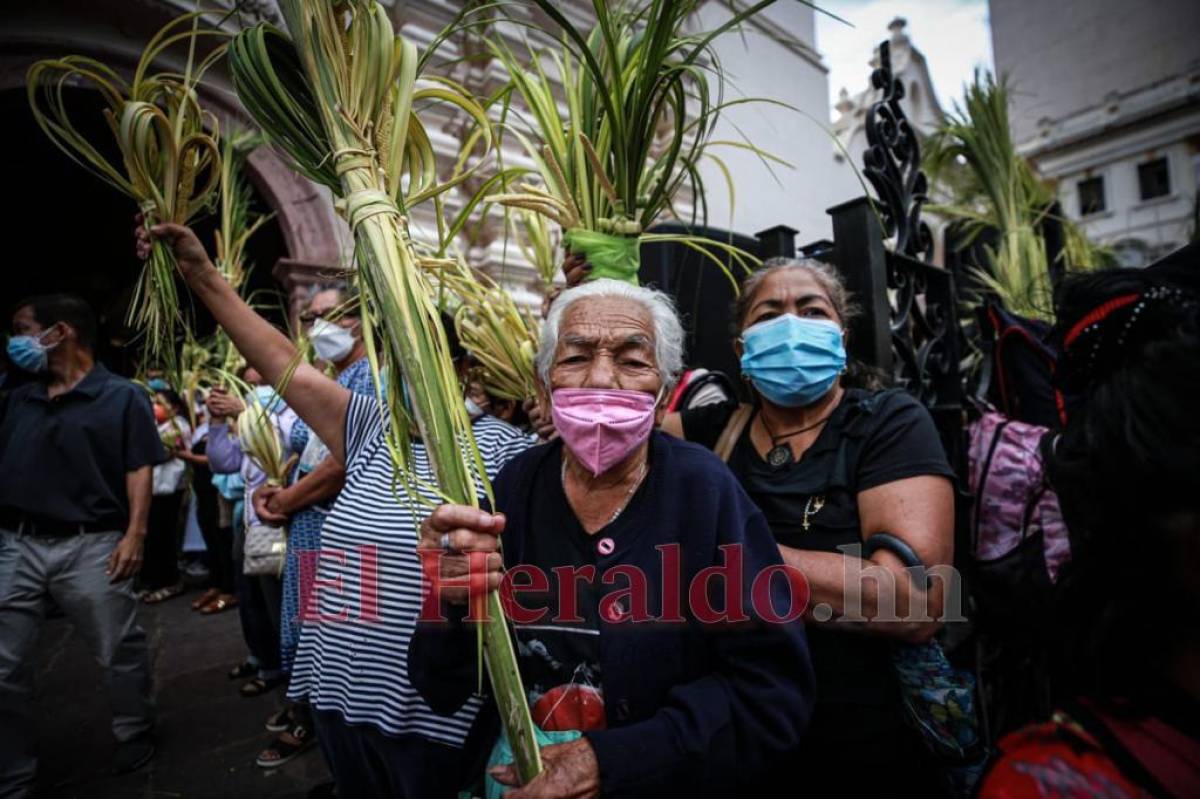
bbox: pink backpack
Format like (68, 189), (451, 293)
(966, 410), (1071, 627)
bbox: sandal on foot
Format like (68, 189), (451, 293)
(265, 707), (293, 732)
(228, 660), (257, 680)
(191, 588), (220, 610)
(240, 675), (286, 698)
(256, 724), (314, 768)
(200, 594), (238, 614)
(143, 584), (183, 604)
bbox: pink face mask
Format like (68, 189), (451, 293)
(550, 387), (659, 476)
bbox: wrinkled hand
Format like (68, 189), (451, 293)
(524, 397), (557, 442)
(417, 504), (505, 605)
(134, 213), (214, 283)
(490, 738), (601, 799)
(253, 485), (290, 526)
(561, 253), (590, 288)
(206, 387), (244, 419)
(106, 532), (145, 583)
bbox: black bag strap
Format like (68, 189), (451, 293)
(973, 418), (1013, 554)
(863, 532), (933, 590)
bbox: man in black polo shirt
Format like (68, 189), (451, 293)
(0, 294), (163, 795)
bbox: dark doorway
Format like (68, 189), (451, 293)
(1, 86), (289, 380)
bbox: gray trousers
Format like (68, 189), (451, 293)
(0, 529), (154, 797)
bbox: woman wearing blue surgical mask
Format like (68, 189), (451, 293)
(660, 258), (957, 795)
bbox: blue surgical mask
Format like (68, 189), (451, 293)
(6, 327), (58, 374)
(147, 377), (170, 392)
(250, 385), (283, 414)
(739, 314), (846, 408)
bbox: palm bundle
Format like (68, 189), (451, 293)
(178, 334), (217, 430)
(432, 258), (540, 402)
(228, 0), (540, 781)
(210, 130), (275, 387)
(215, 130), (273, 292)
(928, 71), (1109, 321)
(237, 389), (292, 487)
(486, 0), (796, 287)
(27, 13), (225, 374)
(512, 209), (560, 292)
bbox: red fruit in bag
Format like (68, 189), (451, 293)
(532, 683), (606, 731)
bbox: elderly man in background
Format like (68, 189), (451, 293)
(411, 279), (815, 798)
(0, 294), (163, 794)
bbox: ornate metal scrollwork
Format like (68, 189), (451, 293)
(859, 40), (960, 418)
(862, 40), (933, 264)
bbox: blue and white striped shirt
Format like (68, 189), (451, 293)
(286, 392), (532, 745)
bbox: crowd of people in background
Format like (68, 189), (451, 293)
(1, 222), (1196, 798)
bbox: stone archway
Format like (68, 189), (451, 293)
(0, 0), (345, 322)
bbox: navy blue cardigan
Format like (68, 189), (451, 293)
(409, 432), (815, 797)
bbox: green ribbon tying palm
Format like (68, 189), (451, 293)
(564, 228), (641, 285)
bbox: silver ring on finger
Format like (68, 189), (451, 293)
(439, 532), (456, 554)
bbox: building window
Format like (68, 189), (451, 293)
(1137, 157), (1171, 201)
(1078, 176), (1105, 215)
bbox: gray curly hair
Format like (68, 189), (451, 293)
(536, 279), (686, 390)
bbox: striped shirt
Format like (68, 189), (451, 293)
(286, 392), (532, 745)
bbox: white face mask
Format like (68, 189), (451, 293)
(309, 318), (355, 363)
(464, 396), (486, 419)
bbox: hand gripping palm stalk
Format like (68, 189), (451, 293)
(488, 0), (820, 287)
(228, 1), (541, 782)
(27, 13), (225, 376)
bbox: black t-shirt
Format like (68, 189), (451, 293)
(508, 443), (654, 732)
(681, 388), (954, 709)
(0, 364), (165, 529)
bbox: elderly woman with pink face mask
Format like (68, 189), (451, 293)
(410, 279), (814, 799)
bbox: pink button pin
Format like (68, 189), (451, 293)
(597, 537), (615, 556)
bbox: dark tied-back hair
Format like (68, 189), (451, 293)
(1048, 250), (1200, 704)
(155, 388), (188, 418)
(12, 293), (97, 351)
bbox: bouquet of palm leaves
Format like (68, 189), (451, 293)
(927, 71), (1110, 321)
(228, 0), (540, 781)
(215, 130), (273, 293)
(429, 256), (540, 402)
(512, 209), (560, 293)
(27, 13), (225, 374)
(237, 388), (293, 487)
(486, 0), (814, 287)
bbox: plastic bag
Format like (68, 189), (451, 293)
(485, 724), (582, 799)
(564, 228), (640, 285)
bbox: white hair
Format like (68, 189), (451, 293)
(536, 279), (685, 390)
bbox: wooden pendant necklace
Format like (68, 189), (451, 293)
(759, 411), (834, 467)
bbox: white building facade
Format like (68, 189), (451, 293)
(694, 1), (852, 243)
(831, 18), (945, 181)
(990, 0), (1200, 266)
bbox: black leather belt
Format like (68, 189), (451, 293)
(0, 509), (112, 536)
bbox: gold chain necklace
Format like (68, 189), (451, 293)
(562, 458), (648, 526)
